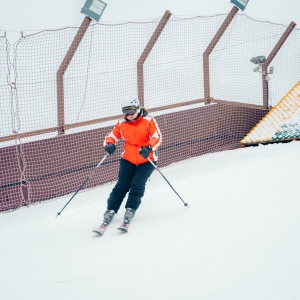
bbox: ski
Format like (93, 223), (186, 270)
(92, 223), (108, 236)
(117, 222), (129, 232)
(93, 210), (116, 236)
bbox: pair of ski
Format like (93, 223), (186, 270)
(93, 221), (129, 236)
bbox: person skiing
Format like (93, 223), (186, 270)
(98, 95), (162, 231)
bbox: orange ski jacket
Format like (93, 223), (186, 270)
(103, 111), (162, 165)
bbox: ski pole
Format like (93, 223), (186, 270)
(56, 154), (108, 217)
(148, 158), (188, 207)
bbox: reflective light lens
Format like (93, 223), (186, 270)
(90, 0), (106, 15)
(230, 0), (249, 11)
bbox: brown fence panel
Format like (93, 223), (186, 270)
(0, 104), (267, 212)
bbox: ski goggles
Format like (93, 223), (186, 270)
(122, 106), (137, 116)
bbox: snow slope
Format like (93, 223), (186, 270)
(0, 141), (300, 300)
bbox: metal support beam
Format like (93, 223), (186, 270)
(137, 10), (172, 106)
(262, 21), (296, 109)
(56, 16), (92, 135)
(203, 6), (238, 104)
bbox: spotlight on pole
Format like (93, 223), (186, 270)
(230, 0), (250, 11)
(81, 0), (107, 22)
(250, 55), (274, 79)
(250, 55), (266, 72)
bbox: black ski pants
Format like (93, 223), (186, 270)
(107, 158), (155, 213)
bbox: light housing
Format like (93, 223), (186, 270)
(250, 56), (266, 65)
(81, 0), (107, 22)
(230, 0), (250, 11)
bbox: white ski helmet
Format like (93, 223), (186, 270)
(121, 95), (140, 112)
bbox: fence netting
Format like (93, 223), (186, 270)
(1, 14), (299, 211)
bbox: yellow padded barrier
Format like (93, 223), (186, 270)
(241, 81), (300, 145)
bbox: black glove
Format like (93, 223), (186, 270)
(105, 144), (116, 155)
(139, 145), (152, 159)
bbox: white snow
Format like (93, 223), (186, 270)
(1, 141), (300, 300)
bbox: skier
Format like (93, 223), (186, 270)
(96, 95), (162, 233)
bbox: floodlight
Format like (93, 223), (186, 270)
(250, 56), (274, 76)
(253, 65), (261, 72)
(81, 0), (107, 22)
(230, 0), (250, 11)
(250, 56), (266, 65)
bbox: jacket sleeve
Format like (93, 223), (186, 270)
(103, 121), (122, 146)
(147, 117), (162, 151)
